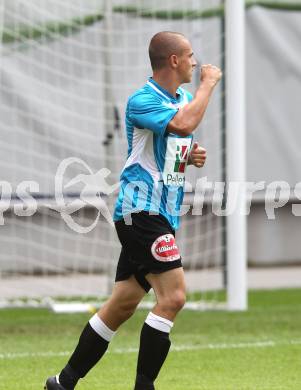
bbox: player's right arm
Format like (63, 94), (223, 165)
(167, 64), (222, 137)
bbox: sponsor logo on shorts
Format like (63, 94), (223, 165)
(151, 234), (181, 262)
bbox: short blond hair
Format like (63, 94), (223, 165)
(149, 31), (187, 71)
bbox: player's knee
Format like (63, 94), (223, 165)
(171, 290), (186, 312)
(161, 290), (186, 314)
(116, 298), (139, 320)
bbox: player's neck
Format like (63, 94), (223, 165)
(152, 73), (180, 98)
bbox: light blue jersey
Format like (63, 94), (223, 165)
(113, 78), (193, 230)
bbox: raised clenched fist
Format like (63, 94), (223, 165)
(200, 64), (222, 87)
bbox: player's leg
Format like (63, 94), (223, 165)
(147, 266), (186, 320)
(116, 212), (184, 390)
(45, 276), (146, 390)
(98, 273), (147, 330)
(134, 267), (186, 390)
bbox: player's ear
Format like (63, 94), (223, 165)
(169, 54), (178, 69)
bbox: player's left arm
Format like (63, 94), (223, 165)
(187, 142), (207, 168)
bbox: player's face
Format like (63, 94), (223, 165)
(177, 40), (197, 83)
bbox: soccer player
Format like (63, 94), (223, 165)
(45, 31), (221, 390)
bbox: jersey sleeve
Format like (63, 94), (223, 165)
(179, 87), (193, 103)
(128, 93), (178, 136)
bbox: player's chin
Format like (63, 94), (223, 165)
(183, 75), (192, 84)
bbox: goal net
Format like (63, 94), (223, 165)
(0, 0), (240, 311)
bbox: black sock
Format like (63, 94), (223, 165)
(59, 364), (80, 390)
(59, 322), (109, 389)
(134, 323), (171, 390)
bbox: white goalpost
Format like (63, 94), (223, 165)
(225, 0), (247, 310)
(0, 0), (247, 311)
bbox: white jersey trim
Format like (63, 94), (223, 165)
(147, 80), (169, 100)
(147, 81), (189, 109)
(124, 127), (161, 182)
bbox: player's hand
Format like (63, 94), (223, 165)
(189, 142), (207, 168)
(200, 64), (222, 88)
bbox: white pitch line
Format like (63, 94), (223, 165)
(0, 351), (71, 360)
(1, 339), (301, 360)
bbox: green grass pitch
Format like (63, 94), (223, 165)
(1, 289), (301, 390)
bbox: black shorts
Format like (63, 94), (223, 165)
(114, 211), (183, 292)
